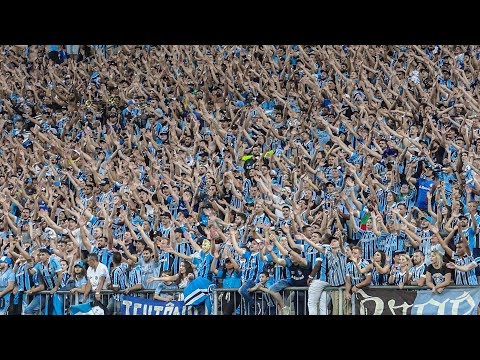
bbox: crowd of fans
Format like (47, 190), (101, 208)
(0, 44), (480, 315)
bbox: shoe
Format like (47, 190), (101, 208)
(281, 306), (290, 315)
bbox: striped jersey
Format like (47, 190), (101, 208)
(370, 265), (389, 286)
(452, 253), (478, 285)
(110, 263), (128, 300)
(91, 246), (113, 271)
(356, 229), (378, 261)
(126, 265), (143, 297)
(408, 263), (426, 283)
(33, 257), (62, 291)
(346, 260), (370, 286)
(240, 251), (263, 283)
(378, 232), (406, 264)
(325, 249), (347, 286)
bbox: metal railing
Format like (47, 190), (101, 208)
(15, 285), (479, 315)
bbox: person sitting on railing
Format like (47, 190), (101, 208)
(264, 241), (310, 315)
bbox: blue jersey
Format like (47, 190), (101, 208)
(408, 264), (426, 284)
(15, 262), (32, 292)
(452, 253), (478, 286)
(0, 268), (15, 314)
(192, 251), (214, 280)
(217, 269), (242, 288)
(346, 260), (370, 286)
(173, 242), (194, 274)
(33, 257), (62, 290)
(241, 251), (263, 283)
(110, 263), (128, 301)
(158, 251), (175, 273)
(390, 268), (408, 285)
(126, 265), (143, 296)
(325, 249), (347, 286)
(312, 253), (328, 281)
(356, 229), (378, 261)
(378, 232), (406, 264)
(138, 258), (162, 290)
(370, 265), (389, 286)
(415, 178), (435, 210)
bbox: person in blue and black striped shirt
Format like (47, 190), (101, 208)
(107, 252), (128, 315)
(441, 236), (478, 286)
(345, 246), (371, 315)
(408, 250), (427, 287)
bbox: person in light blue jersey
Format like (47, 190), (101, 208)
(0, 256), (15, 315)
(210, 253), (241, 315)
(107, 252), (128, 315)
(30, 247), (64, 315)
(69, 261), (87, 305)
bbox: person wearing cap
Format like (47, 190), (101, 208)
(69, 261), (87, 304)
(121, 98), (140, 127)
(0, 255), (15, 315)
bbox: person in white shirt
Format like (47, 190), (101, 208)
(84, 252), (111, 303)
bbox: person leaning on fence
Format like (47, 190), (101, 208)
(69, 261), (87, 304)
(0, 256), (15, 315)
(210, 252), (241, 315)
(344, 246), (372, 315)
(407, 250), (427, 287)
(425, 250), (453, 294)
(84, 252), (111, 303)
(388, 252), (412, 289)
(247, 270), (276, 315)
(359, 250), (390, 286)
(152, 270), (179, 301)
(107, 252), (128, 315)
(29, 247), (64, 315)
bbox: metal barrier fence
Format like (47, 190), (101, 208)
(20, 285), (479, 315)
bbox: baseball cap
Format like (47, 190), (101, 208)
(394, 250), (406, 256)
(234, 166), (244, 172)
(458, 214), (468, 220)
(420, 215), (433, 224)
(0, 256), (12, 265)
(74, 261), (84, 268)
(99, 178), (109, 186)
(127, 99), (136, 105)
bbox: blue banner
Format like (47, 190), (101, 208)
(120, 296), (198, 315)
(411, 288), (480, 315)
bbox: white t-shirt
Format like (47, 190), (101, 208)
(86, 262), (111, 291)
